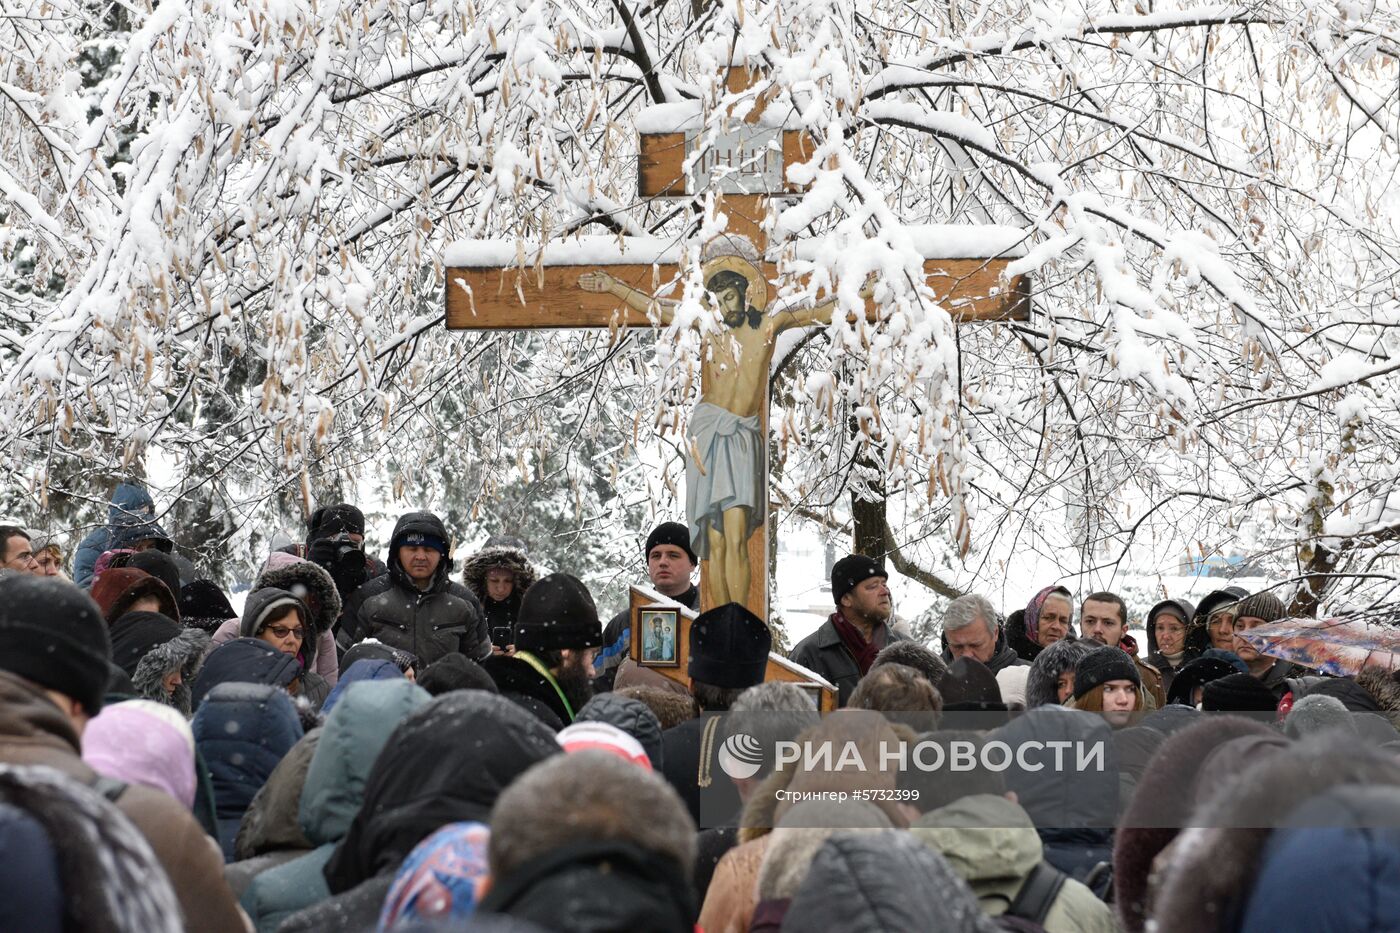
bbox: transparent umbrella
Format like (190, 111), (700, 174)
(1237, 605), (1400, 676)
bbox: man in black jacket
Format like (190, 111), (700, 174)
(487, 573), (607, 725)
(338, 511), (490, 665)
(594, 522), (701, 690)
(790, 554), (906, 706)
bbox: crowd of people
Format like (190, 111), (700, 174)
(1, 487), (1399, 932)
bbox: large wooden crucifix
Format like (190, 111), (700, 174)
(443, 65), (1030, 622)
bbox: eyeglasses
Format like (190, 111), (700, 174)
(266, 624), (305, 640)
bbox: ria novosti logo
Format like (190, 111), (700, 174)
(718, 732), (764, 780)
(717, 732), (1109, 779)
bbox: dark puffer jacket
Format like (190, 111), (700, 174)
(339, 512), (490, 665)
(479, 841), (695, 933)
(323, 690), (562, 894)
(192, 682), (304, 861)
(461, 542), (538, 647)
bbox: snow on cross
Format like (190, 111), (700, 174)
(443, 63), (1031, 625)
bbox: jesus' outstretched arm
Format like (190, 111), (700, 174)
(770, 275), (878, 333)
(578, 272), (677, 326)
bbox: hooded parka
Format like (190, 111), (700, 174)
(339, 512), (490, 665)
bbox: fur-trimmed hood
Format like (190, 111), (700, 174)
(131, 627), (210, 717)
(1151, 732), (1400, 933)
(255, 552), (342, 635)
(461, 544), (538, 604)
(1024, 637), (1097, 709)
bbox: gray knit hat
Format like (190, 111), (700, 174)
(1231, 592), (1287, 625)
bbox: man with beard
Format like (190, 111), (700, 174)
(661, 602), (772, 828)
(485, 573), (604, 726)
(791, 555), (907, 707)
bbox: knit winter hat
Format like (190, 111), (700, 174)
(0, 576), (112, 716)
(108, 611), (182, 678)
(644, 522), (696, 565)
(1283, 694), (1357, 739)
(399, 531), (448, 556)
(513, 573), (603, 653)
(1232, 592), (1286, 625)
(1202, 673), (1279, 712)
(831, 554), (887, 605)
(315, 503), (366, 538)
(688, 602), (771, 689)
(417, 653), (498, 696)
(1073, 645), (1141, 700)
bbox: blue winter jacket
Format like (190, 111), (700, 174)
(1241, 784), (1400, 933)
(319, 659), (403, 717)
(74, 483), (156, 585)
(192, 682), (304, 861)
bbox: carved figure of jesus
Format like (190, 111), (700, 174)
(579, 237), (861, 607)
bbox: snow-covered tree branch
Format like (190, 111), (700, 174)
(2, 0), (1397, 611)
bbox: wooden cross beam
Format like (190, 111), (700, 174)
(444, 65), (1030, 625)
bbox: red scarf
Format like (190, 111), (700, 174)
(830, 610), (883, 676)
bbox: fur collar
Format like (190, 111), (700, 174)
(1357, 668), (1400, 724)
